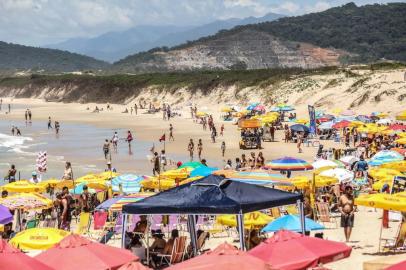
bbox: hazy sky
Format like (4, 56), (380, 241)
(0, 0), (399, 46)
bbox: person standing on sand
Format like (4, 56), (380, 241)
(270, 125), (275, 142)
(16, 127), (21, 136)
(24, 109), (28, 122)
(47, 117), (52, 129)
(152, 152), (160, 176)
(62, 162), (73, 180)
(241, 154), (248, 169)
(8, 104), (10, 113)
(112, 132), (119, 153)
(297, 132), (303, 153)
(134, 104), (138, 115)
(221, 141), (226, 157)
(220, 124), (224, 136)
(103, 139), (110, 160)
(28, 109), (32, 122)
(169, 124), (174, 141)
(55, 121), (60, 135)
(130, 107), (133, 115)
(249, 152), (256, 169)
(339, 186), (355, 242)
(11, 126), (15, 136)
(188, 139), (195, 161)
(211, 126), (217, 143)
(126, 130), (133, 154)
(197, 139), (203, 160)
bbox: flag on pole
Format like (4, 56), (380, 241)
(36, 151), (47, 173)
(159, 134), (166, 142)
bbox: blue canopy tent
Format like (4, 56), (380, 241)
(122, 175), (304, 252)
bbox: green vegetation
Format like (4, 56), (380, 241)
(0, 41), (109, 72)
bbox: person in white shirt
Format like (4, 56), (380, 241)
(29, 171), (41, 184)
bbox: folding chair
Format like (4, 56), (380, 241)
(316, 202), (338, 228)
(75, 212), (91, 235)
(381, 222), (406, 252)
(158, 236), (187, 266)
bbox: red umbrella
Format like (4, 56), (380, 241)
(248, 230), (351, 270)
(0, 239), (54, 270)
(167, 242), (273, 270)
(332, 120), (350, 129)
(391, 148), (406, 156)
(385, 260), (406, 270)
(118, 261), (152, 270)
(35, 234), (138, 270)
(389, 124), (406, 131)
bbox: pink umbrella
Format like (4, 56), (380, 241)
(254, 105), (266, 112)
(340, 110), (355, 116)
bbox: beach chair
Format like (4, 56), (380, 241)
(381, 222), (406, 252)
(315, 202), (338, 228)
(26, 219), (39, 229)
(271, 207), (281, 218)
(159, 236), (187, 266)
(75, 212), (91, 235)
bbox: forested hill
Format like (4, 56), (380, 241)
(0, 41), (109, 72)
(114, 2), (406, 72)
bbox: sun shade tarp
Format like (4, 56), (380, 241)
(123, 175), (302, 215)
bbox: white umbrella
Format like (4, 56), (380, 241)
(312, 159), (339, 169)
(319, 168), (354, 183)
(377, 118), (392, 125)
(340, 156), (359, 165)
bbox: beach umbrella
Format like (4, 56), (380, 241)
(221, 106), (232, 113)
(35, 234), (137, 270)
(290, 175), (338, 189)
(0, 204), (13, 224)
(290, 124), (310, 133)
(340, 156), (359, 165)
(249, 230), (351, 270)
(95, 192), (154, 212)
(161, 168), (191, 179)
(265, 157), (313, 171)
(396, 111), (406, 121)
(318, 121), (334, 130)
(319, 168), (354, 183)
(355, 193), (406, 211)
(227, 170), (292, 187)
(377, 118), (392, 125)
(380, 161), (406, 172)
(385, 260), (406, 270)
(247, 102), (260, 110)
(369, 150), (404, 166)
(0, 239), (55, 270)
(112, 174), (144, 194)
(167, 242), (272, 270)
(391, 148), (406, 156)
(98, 171), (119, 180)
(69, 183), (97, 195)
(295, 119), (308, 124)
(55, 180), (74, 189)
(279, 105), (295, 112)
(190, 166), (218, 177)
(369, 168), (403, 181)
(262, 215), (324, 233)
(356, 115), (371, 122)
(140, 177), (176, 191)
(395, 138), (406, 145)
(0, 193), (53, 211)
(10, 228), (70, 250)
(253, 105), (266, 112)
(217, 211), (273, 229)
(37, 178), (61, 188)
(332, 120), (351, 129)
(118, 261), (151, 270)
(390, 124), (406, 131)
(2, 180), (45, 193)
(179, 161), (203, 169)
(312, 159), (343, 169)
(332, 108), (342, 115)
(75, 174), (102, 184)
(196, 111), (208, 117)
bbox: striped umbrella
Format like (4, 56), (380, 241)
(112, 174), (144, 194)
(227, 170), (292, 186)
(265, 157), (313, 171)
(96, 193), (154, 212)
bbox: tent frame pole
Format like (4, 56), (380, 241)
(121, 214), (127, 248)
(237, 211), (245, 251)
(187, 215), (198, 256)
(298, 199), (306, 234)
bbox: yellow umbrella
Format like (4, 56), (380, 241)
(217, 211), (273, 229)
(332, 108), (342, 115)
(160, 168), (191, 179)
(98, 171), (119, 180)
(399, 132), (406, 138)
(221, 107), (232, 113)
(396, 111), (406, 121)
(290, 175), (338, 189)
(395, 138), (406, 145)
(314, 166), (336, 175)
(369, 168), (403, 180)
(2, 181), (45, 193)
(55, 180), (75, 189)
(83, 181), (108, 190)
(37, 178), (61, 188)
(10, 228), (70, 250)
(372, 180), (393, 191)
(380, 161), (406, 172)
(355, 193), (406, 211)
(0, 193), (52, 210)
(295, 119), (308, 124)
(75, 174), (102, 184)
(196, 111), (208, 117)
(140, 177), (175, 191)
(349, 121), (364, 127)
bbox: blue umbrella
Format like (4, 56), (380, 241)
(246, 102), (260, 110)
(368, 150), (404, 166)
(318, 121), (334, 130)
(290, 124), (310, 133)
(0, 204), (13, 224)
(112, 174), (143, 194)
(261, 214), (324, 233)
(190, 166), (218, 177)
(69, 183), (96, 194)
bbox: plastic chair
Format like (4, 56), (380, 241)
(75, 212), (91, 234)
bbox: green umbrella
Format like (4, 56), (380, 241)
(179, 161), (203, 169)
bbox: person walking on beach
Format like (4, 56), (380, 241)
(28, 109), (32, 122)
(134, 104), (138, 115)
(198, 139), (203, 160)
(188, 139), (194, 161)
(220, 124), (224, 136)
(11, 126), (15, 136)
(16, 127), (21, 136)
(47, 117), (52, 129)
(297, 132), (303, 153)
(62, 162), (73, 180)
(103, 139), (110, 160)
(112, 132), (119, 153)
(160, 150), (167, 172)
(126, 130), (133, 154)
(270, 125), (275, 142)
(152, 152), (160, 176)
(5, 165), (17, 183)
(169, 124), (174, 141)
(221, 141), (226, 157)
(211, 126), (217, 143)
(339, 186), (355, 242)
(24, 109), (28, 122)
(55, 121), (60, 135)
(8, 104), (10, 113)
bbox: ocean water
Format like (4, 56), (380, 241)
(0, 118), (187, 182)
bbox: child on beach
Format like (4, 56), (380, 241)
(220, 124), (224, 136)
(188, 139), (194, 161)
(221, 141), (226, 157)
(169, 124), (174, 141)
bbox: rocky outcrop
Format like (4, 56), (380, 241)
(114, 29), (348, 73)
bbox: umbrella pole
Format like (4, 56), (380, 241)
(187, 215), (198, 256)
(298, 199), (306, 234)
(237, 212), (245, 251)
(378, 214), (383, 253)
(146, 215), (151, 265)
(121, 214), (127, 248)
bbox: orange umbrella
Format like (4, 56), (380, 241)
(167, 242), (273, 270)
